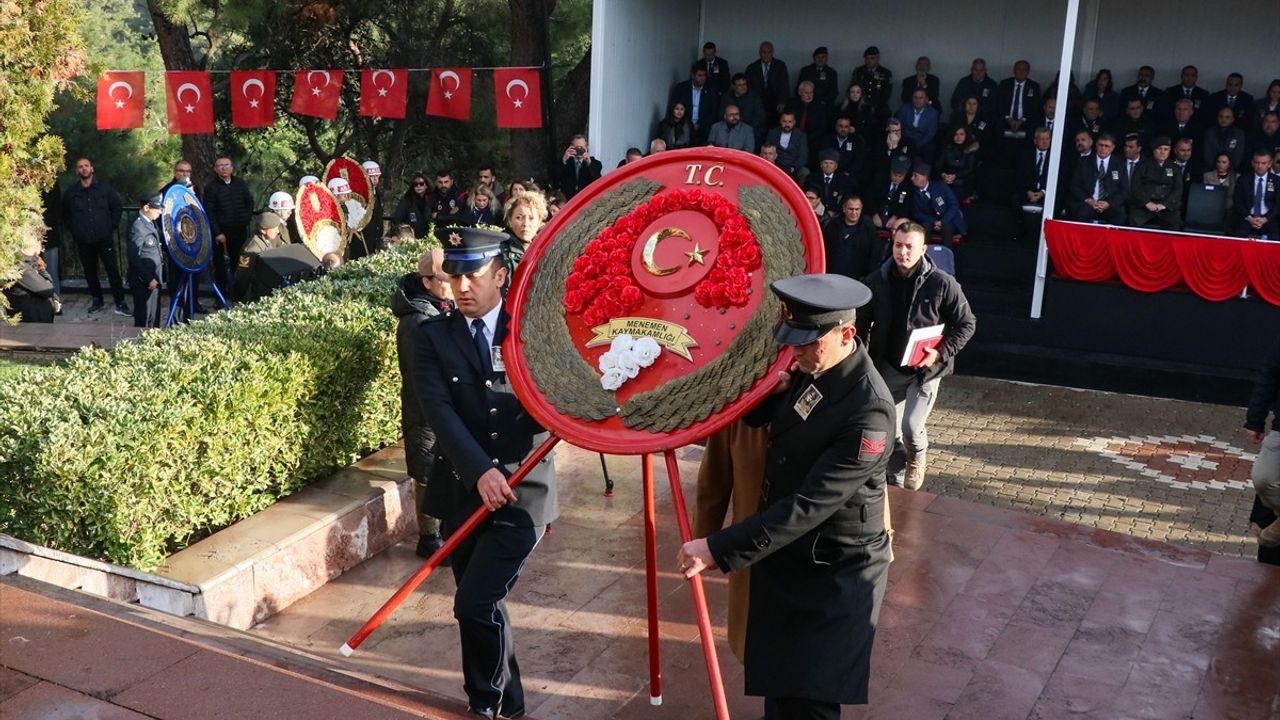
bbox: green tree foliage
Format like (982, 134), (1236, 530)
(0, 0), (86, 308)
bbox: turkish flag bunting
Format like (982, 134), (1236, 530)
(426, 67), (472, 120)
(493, 68), (542, 129)
(165, 71), (214, 134)
(360, 68), (408, 119)
(230, 70), (276, 128)
(291, 69), (344, 120)
(97, 72), (145, 130)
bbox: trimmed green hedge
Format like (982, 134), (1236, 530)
(0, 238), (433, 570)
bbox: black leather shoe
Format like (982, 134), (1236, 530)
(467, 707), (496, 719)
(415, 533), (450, 565)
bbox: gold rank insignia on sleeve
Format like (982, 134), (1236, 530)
(239, 255), (251, 268)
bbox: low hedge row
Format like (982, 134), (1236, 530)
(0, 238), (433, 570)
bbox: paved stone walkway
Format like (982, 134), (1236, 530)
(922, 376), (1260, 558)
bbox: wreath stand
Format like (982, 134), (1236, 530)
(164, 271), (230, 327)
(339, 435), (732, 720)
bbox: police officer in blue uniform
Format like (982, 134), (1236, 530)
(126, 193), (165, 328)
(679, 273), (895, 720)
(908, 161), (968, 247)
(411, 227), (557, 720)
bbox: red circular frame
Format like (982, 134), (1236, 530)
(504, 147), (824, 454)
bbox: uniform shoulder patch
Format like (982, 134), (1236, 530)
(858, 430), (887, 461)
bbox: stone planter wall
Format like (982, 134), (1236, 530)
(0, 442), (416, 629)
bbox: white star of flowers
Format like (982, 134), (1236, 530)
(248, 98), (259, 108)
(513, 98), (523, 108)
(184, 104), (195, 113)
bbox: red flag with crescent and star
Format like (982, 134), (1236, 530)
(230, 70), (276, 129)
(164, 71), (214, 135)
(360, 68), (407, 119)
(97, 72), (145, 130)
(291, 69), (344, 120)
(426, 67), (471, 120)
(494, 68), (542, 129)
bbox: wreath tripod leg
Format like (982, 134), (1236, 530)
(641, 453), (662, 704)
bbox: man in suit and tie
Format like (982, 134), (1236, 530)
(412, 227), (558, 720)
(814, 149), (855, 213)
(1016, 127), (1053, 208)
(872, 155), (914, 231)
(724, 73), (769, 148)
(950, 58), (999, 117)
(1121, 134), (1144, 188)
(816, 116), (869, 187)
(1162, 65), (1210, 123)
(1128, 136), (1183, 230)
(1207, 73), (1256, 132)
(697, 41), (732, 94)
(745, 41), (790, 127)
(766, 110), (811, 185)
(1161, 98), (1202, 149)
(997, 60), (1041, 135)
(558, 135), (602, 200)
(1121, 66), (1163, 114)
(1110, 98), (1154, 149)
(1069, 133), (1128, 224)
(671, 64), (722, 144)
(1233, 150), (1279, 238)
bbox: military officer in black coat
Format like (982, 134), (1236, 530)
(411, 227), (558, 720)
(126, 194), (165, 328)
(679, 273), (894, 720)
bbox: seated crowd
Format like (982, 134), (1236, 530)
(651, 41), (1280, 240)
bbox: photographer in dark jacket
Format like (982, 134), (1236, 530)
(61, 157), (128, 315)
(201, 157), (253, 297)
(860, 222), (975, 491)
(393, 248), (454, 558)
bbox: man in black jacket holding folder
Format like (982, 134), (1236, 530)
(860, 222), (975, 490)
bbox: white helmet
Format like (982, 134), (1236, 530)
(327, 177), (352, 196)
(361, 160), (381, 177)
(268, 191), (295, 211)
(299, 175), (320, 188)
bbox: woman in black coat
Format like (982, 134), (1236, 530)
(391, 173), (432, 237)
(657, 101), (694, 150)
(935, 125), (978, 201)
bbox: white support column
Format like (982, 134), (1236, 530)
(1030, 0), (1083, 319)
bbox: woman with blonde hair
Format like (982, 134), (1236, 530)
(500, 190), (550, 285)
(467, 184), (498, 226)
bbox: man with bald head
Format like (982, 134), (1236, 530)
(395, 247), (455, 559)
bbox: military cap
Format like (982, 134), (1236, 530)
(438, 226), (508, 275)
(770, 273), (872, 346)
(864, 46), (880, 57)
(889, 155), (912, 175)
(140, 193), (163, 209)
(818, 148), (841, 164)
(813, 46), (829, 57)
(1151, 135), (1172, 148)
(912, 161), (932, 177)
(258, 212), (282, 230)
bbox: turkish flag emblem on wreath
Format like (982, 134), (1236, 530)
(502, 148), (826, 454)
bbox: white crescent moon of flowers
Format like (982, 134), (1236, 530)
(505, 78), (529, 99)
(176, 82), (202, 103)
(107, 80), (133, 99)
(241, 77), (265, 97)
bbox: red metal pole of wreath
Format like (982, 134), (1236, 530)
(641, 453), (663, 705)
(339, 434), (562, 656)
(664, 449), (731, 720)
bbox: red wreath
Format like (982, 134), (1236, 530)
(563, 188), (762, 326)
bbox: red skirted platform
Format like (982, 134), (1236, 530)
(1044, 220), (1280, 304)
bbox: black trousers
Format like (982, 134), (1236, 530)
(448, 520), (543, 714)
(76, 241), (125, 304)
(764, 696), (840, 720)
(211, 232), (247, 299)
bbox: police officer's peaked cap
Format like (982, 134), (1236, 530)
(438, 226), (508, 275)
(889, 155), (912, 175)
(770, 274), (871, 346)
(140, 193), (163, 209)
